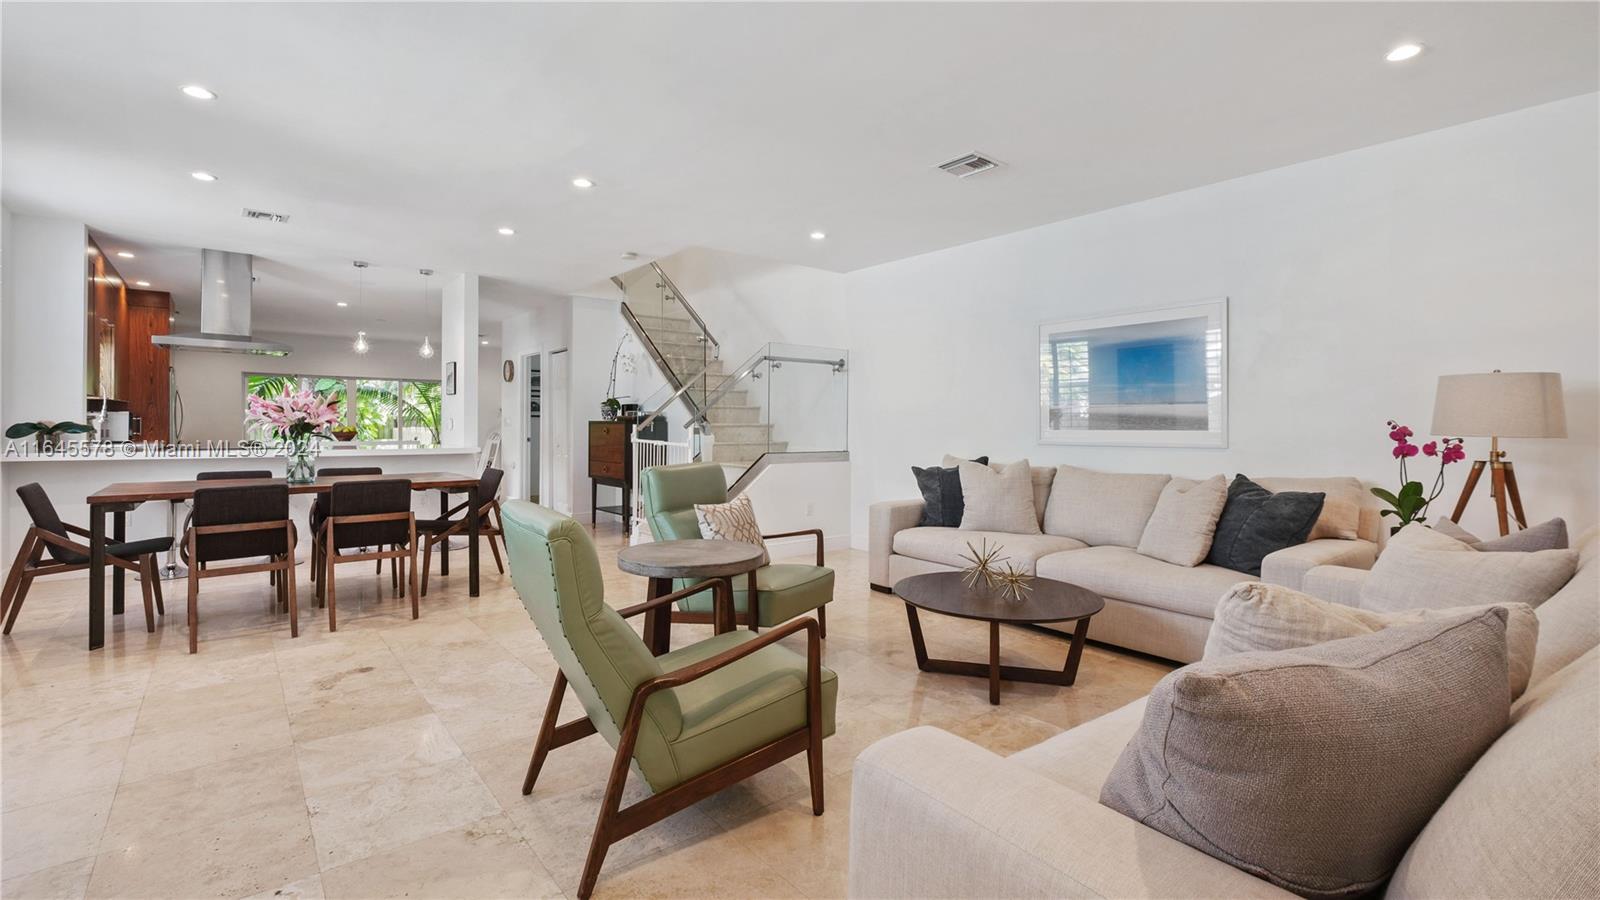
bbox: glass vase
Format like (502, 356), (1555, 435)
(284, 439), (320, 485)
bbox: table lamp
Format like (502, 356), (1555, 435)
(1431, 370), (1566, 535)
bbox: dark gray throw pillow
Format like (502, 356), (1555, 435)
(1207, 475), (1324, 575)
(1100, 609), (1512, 899)
(911, 456), (987, 527)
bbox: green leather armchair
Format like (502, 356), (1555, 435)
(639, 461), (834, 636)
(501, 500), (837, 899)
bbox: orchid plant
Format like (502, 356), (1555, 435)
(1371, 420), (1466, 533)
(246, 388), (341, 448)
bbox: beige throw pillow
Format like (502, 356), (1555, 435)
(957, 460), (1040, 534)
(1361, 524), (1578, 613)
(946, 457), (1055, 529)
(1206, 581), (1539, 698)
(1102, 609), (1512, 899)
(1308, 498), (1361, 541)
(1043, 465), (1171, 547)
(1135, 475), (1228, 567)
(694, 494), (769, 565)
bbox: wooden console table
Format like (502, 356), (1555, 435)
(588, 418), (634, 534)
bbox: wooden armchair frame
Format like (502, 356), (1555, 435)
(183, 519), (298, 653)
(668, 528), (827, 637)
(2, 524), (164, 635)
(418, 495), (505, 596)
(315, 511), (419, 630)
(522, 577), (824, 899)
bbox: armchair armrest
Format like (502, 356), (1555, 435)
(849, 726), (1292, 899)
(869, 499), (925, 589)
(762, 528), (824, 566)
(638, 615), (819, 694)
(1300, 565), (1370, 608)
(1260, 539), (1377, 592)
(615, 579), (728, 619)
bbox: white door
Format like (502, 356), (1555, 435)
(547, 349), (571, 514)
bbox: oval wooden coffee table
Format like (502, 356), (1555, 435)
(894, 572), (1105, 705)
(617, 539), (766, 655)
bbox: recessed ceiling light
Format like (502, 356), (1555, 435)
(135, 280), (150, 287)
(1385, 43), (1424, 62)
(336, 301), (349, 307)
(181, 85), (217, 100)
(571, 177), (594, 189)
(481, 339), (490, 345)
(168, 315), (176, 322)
(497, 226), (515, 236)
(116, 251), (135, 259)
(809, 231), (827, 241)
(191, 171), (217, 182)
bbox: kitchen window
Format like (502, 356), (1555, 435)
(244, 373), (443, 447)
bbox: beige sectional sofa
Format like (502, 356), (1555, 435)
(869, 468), (1382, 662)
(850, 535), (1599, 899)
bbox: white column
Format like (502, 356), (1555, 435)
(2, 214), (87, 427)
(439, 273), (480, 448)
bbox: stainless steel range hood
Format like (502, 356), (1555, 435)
(152, 249), (293, 356)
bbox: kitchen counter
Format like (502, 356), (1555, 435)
(2, 443), (479, 463)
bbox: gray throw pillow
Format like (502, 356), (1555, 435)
(1206, 475), (1324, 576)
(1433, 516), (1569, 552)
(1101, 609), (1512, 898)
(911, 456), (987, 527)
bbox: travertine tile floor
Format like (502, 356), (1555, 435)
(0, 522), (1172, 898)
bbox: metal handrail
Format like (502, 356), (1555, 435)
(683, 350), (847, 429)
(650, 262), (719, 358)
(636, 358), (717, 431)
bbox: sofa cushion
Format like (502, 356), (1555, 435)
(1042, 465), (1171, 548)
(958, 460), (1041, 534)
(1254, 476), (1381, 544)
(1527, 554), (1598, 687)
(1386, 646), (1599, 900)
(1101, 609), (1512, 899)
(1136, 475), (1228, 567)
(1206, 476), (1324, 576)
(1433, 516), (1569, 551)
(1009, 697), (1147, 799)
(1205, 581), (1538, 698)
(1360, 523), (1578, 614)
(893, 528), (1086, 575)
(1308, 497), (1360, 541)
(1035, 545), (1252, 619)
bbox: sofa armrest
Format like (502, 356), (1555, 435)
(849, 726), (1292, 899)
(868, 499), (924, 589)
(1300, 565), (1371, 608)
(1260, 539), (1377, 592)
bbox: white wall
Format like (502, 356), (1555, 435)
(1, 213), (86, 428)
(499, 295), (572, 503)
(846, 94), (1600, 544)
(440, 273), (480, 448)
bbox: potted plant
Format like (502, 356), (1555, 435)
(600, 397), (623, 421)
(1371, 420), (1466, 533)
(246, 389), (340, 484)
(5, 420), (93, 452)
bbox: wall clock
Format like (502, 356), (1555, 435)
(502, 359), (515, 383)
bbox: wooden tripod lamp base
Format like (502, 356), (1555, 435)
(1433, 371), (1566, 539)
(1448, 454), (1527, 537)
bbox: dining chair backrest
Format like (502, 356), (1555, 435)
(15, 482), (79, 563)
(196, 470), (273, 481)
(312, 467), (384, 519)
(500, 500), (684, 790)
(478, 466), (505, 505)
(639, 462), (729, 542)
(327, 479), (412, 550)
(191, 483), (291, 563)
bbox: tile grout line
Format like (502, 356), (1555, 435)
(273, 630), (331, 882)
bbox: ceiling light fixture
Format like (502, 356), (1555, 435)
(116, 251), (135, 259)
(336, 301), (348, 307)
(810, 231), (826, 241)
(135, 280), (150, 287)
(481, 339), (490, 346)
(571, 177), (594, 189)
(181, 85), (217, 100)
(191, 171), (217, 182)
(497, 226), (516, 236)
(1385, 43), (1424, 62)
(418, 268), (435, 359)
(352, 261), (371, 355)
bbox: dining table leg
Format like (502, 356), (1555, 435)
(112, 510), (126, 616)
(89, 504), (107, 650)
(467, 484), (480, 597)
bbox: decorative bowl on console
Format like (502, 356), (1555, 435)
(332, 426), (358, 442)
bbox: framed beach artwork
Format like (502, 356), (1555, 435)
(1038, 298), (1227, 448)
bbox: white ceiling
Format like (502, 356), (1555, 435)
(5, 2), (1596, 331)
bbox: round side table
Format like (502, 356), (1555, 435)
(617, 539), (765, 654)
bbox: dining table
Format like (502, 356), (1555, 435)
(82, 471), (482, 650)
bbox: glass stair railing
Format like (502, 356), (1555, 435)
(613, 262), (716, 420)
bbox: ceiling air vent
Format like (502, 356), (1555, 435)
(936, 153), (1002, 178)
(241, 207), (291, 224)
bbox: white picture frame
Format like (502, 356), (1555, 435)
(1038, 298), (1228, 448)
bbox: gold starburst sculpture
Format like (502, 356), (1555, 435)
(958, 538), (1010, 590)
(994, 563), (1035, 603)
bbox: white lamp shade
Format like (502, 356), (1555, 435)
(1431, 372), (1567, 439)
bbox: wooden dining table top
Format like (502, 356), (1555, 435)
(85, 471), (479, 505)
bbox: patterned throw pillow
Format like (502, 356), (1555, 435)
(694, 494), (769, 565)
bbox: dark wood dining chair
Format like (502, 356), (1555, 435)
(181, 483), (299, 653)
(188, 470), (276, 580)
(315, 479), (418, 630)
(309, 467), (385, 585)
(418, 466), (505, 596)
(2, 483), (172, 635)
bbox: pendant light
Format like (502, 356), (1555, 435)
(417, 268), (435, 359)
(352, 261), (370, 355)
